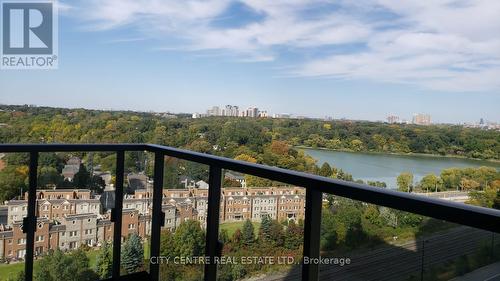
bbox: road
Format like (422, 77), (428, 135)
(413, 191), (470, 203)
(255, 226), (499, 281)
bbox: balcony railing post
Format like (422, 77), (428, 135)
(24, 152), (38, 281)
(204, 166), (223, 281)
(302, 188), (322, 281)
(150, 152), (165, 281)
(112, 150), (125, 279)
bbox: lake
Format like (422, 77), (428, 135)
(300, 148), (500, 189)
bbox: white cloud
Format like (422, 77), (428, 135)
(64, 0), (500, 92)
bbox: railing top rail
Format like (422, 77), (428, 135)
(1, 143), (499, 233)
(0, 143), (148, 152)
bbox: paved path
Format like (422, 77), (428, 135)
(413, 191), (470, 203)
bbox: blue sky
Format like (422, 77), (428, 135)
(1, 0), (499, 123)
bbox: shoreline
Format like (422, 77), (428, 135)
(295, 146), (500, 164)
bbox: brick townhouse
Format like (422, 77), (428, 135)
(161, 204), (176, 231)
(26, 189), (92, 200)
(277, 194), (305, 222)
(224, 195), (252, 221)
(95, 209), (150, 244)
(36, 199), (101, 221)
(0, 186), (306, 259)
(6, 200), (27, 225)
(59, 213), (98, 250)
(0, 218), (51, 260)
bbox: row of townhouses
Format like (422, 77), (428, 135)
(0, 186), (305, 260)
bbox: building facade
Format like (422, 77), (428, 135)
(0, 186), (305, 260)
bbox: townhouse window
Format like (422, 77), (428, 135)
(128, 224), (135, 230)
(36, 235), (44, 242)
(18, 238), (26, 245)
(8, 239), (12, 244)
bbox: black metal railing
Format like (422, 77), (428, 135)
(0, 143), (499, 281)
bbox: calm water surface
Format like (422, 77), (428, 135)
(301, 148), (500, 189)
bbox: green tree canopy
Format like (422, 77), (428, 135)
(397, 172), (414, 192)
(241, 219), (255, 246)
(121, 233), (144, 274)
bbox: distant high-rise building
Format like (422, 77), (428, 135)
(224, 105), (239, 117)
(273, 113), (290, 119)
(207, 106), (221, 116)
(412, 114), (431, 125)
(203, 105), (267, 118)
(246, 107), (259, 118)
(479, 118), (485, 125)
(387, 115), (399, 124)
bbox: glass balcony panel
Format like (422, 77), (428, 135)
(217, 171), (306, 280)
(0, 152), (29, 281)
(158, 157), (208, 281)
(118, 151), (152, 276)
(32, 152), (114, 281)
(318, 196), (500, 281)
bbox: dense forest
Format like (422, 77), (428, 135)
(1, 104), (498, 203)
(0, 104), (499, 160)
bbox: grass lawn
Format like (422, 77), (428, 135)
(144, 241), (150, 259)
(0, 261), (24, 281)
(0, 250), (100, 281)
(219, 221), (260, 237)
